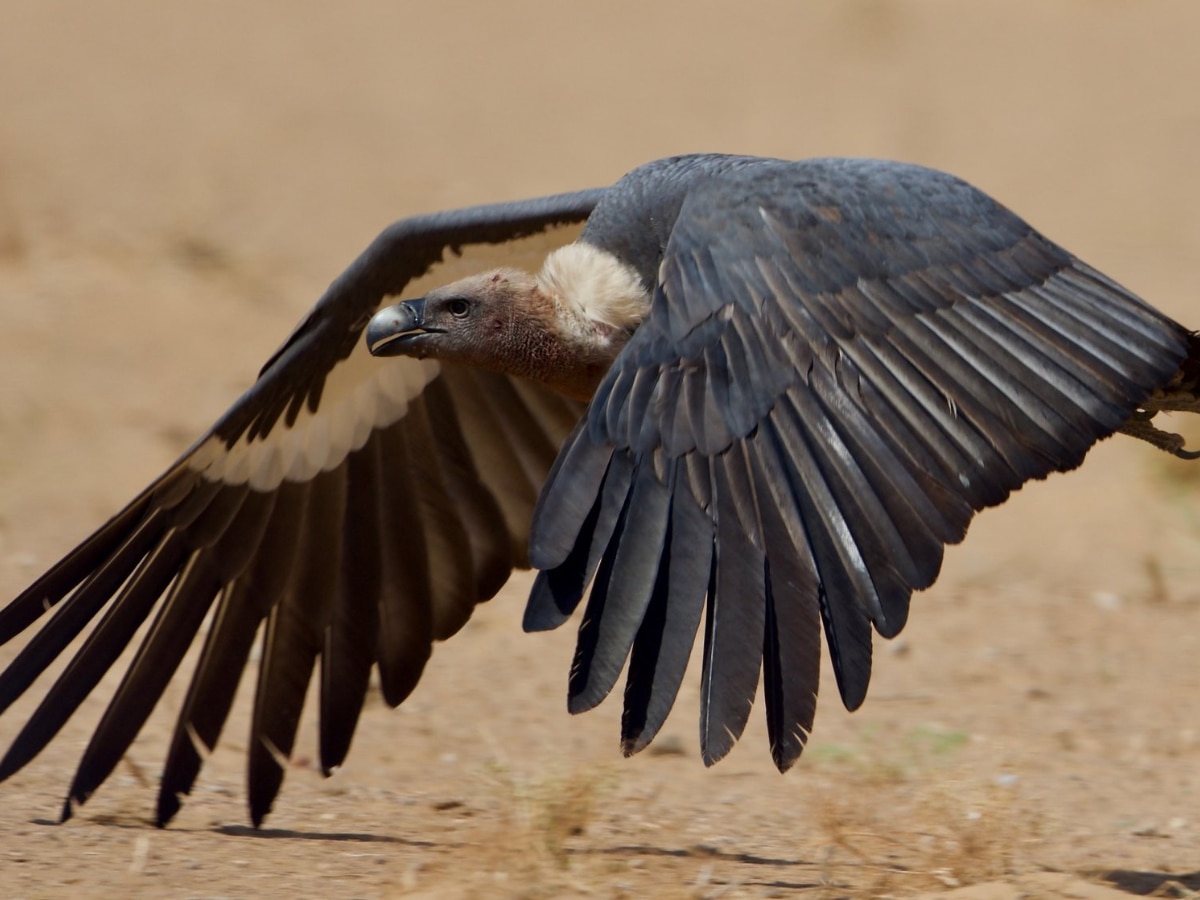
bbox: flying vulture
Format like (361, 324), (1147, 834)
(1, 154), (1197, 828)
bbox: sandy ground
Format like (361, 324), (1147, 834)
(2, 2), (1200, 897)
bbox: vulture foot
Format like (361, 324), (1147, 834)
(1118, 411), (1200, 459)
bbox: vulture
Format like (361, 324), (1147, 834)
(1, 154), (1198, 829)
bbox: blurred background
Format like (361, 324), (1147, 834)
(4, 0), (1200, 600)
(2, 2), (1200, 895)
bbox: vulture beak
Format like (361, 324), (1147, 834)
(366, 298), (433, 356)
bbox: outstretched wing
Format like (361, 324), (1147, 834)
(0, 190), (600, 826)
(527, 158), (1189, 771)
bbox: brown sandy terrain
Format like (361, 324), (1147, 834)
(2, 2), (1200, 897)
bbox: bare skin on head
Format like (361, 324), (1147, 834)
(368, 243), (652, 400)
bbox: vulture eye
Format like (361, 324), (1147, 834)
(448, 298), (471, 318)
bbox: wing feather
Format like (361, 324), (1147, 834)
(531, 156), (1190, 771)
(0, 192), (598, 824)
(156, 484), (300, 826)
(566, 457), (671, 714)
(698, 450), (767, 765)
(619, 466), (711, 755)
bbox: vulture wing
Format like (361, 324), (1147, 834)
(0, 190), (599, 826)
(527, 158), (1190, 771)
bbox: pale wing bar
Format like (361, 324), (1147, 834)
(0, 192), (599, 826)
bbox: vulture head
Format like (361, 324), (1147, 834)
(367, 242), (652, 400)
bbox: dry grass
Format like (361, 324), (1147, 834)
(806, 778), (1030, 896)
(399, 727), (1044, 898)
(400, 763), (629, 898)
(483, 762), (612, 864)
(797, 724), (1037, 897)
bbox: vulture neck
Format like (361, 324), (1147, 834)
(492, 243), (651, 400)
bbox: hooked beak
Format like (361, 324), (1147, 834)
(366, 298), (435, 356)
